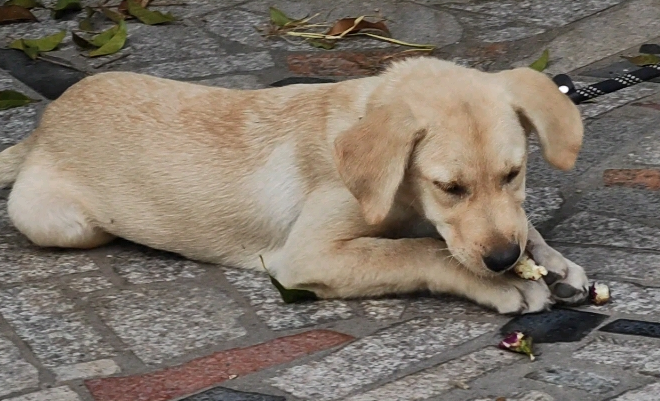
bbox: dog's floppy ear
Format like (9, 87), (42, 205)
(500, 67), (584, 170)
(334, 103), (423, 225)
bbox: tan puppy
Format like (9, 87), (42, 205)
(0, 58), (589, 314)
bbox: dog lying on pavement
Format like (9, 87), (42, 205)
(0, 57), (589, 314)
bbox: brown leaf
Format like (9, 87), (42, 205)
(117, 0), (127, 14)
(139, 0), (149, 6)
(326, 17), (390, 37)
(0, 4), (37, 24)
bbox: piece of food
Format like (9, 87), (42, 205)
(498, 331), (535, 361)
(513, 254), (548, 281)
(589, 282), (610, 305)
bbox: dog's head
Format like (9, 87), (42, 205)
(334, 58), (583, 276)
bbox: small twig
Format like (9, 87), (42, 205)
(92, 51), (131, 68)
(36, 55), (76, 70)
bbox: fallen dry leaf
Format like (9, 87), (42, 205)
(621, 53), (660, 66)
(326, 17), (390, 37)
(101, 6), (125, 22)
(529, 49), (550, 72)
(3, 0), (42, 9)
(0, 90), (38, 110)
(126, 0), (174, 25)
(51, 0), (81, 19)
(0, 4), (37, 24)
(9, 30), (66, 59)
(89, 20), (127, 57)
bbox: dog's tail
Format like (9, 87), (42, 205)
(0, 137), (33, 188)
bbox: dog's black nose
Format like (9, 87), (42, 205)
(483, 243), (521, 272)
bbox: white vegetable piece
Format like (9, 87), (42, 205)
(513, 254), (548, 281)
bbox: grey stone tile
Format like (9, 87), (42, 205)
(584, 280), (660, 315)
(628, 132), (660, 165)
(406, 296), (499, 317)
(195, 75), (264, 90)
(116, 24), (226, 65)
(526, 366), (620, 394)
(471, 391), (555, 401)
(514, 0), (660, 75)
(525, 113), (658, 188)
(524, 187), (563, 225)
(224, 268), (354, 330)
(344, 347), (518, 401)
(0, 104), (40, 146)
(0, 201), (99, 284)
(612, 382), (660, 401)
(575, 187), (660, 221)
(548, 212), (660, 250)
(453, 13), (545, 42)
(0, 71), (42, 146)
(4, 386), (82, 401)
(182, 387), (285, 401)
(124, 52), (274, 80)
(0, 236), (99, 285)
(573, 337), (660, 375)
(66, 276), (114, 293)
(0, 335), (39, 398)
(52, 359), (120, 382)
(268, 317), (495, 400)
(555, 246), (660, 283)
(95, 286), (246, 364)
(149, 0), (244, 20)
(444, 0), (622, 28)
(360, 299), (406, 321)
(106, 246), (204, 285)
(0, 284), (116, 367)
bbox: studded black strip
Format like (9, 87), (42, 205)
(553, 63), (660, 105)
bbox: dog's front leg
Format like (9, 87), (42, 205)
(276, 235), (553, 315)
(526, 223), (589, 304)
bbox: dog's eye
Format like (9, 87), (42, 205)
(504, 169), (520, 184)
(434, 181), (467, 196)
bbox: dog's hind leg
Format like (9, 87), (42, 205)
(7, 162), (115, 249)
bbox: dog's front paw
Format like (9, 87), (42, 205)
(546, 257), (589, 305)
(527, 239), (589, 305)
(526, 225), (589, 305)
(488, 276), (553, 315)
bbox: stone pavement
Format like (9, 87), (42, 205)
(1, 0), (660, 400)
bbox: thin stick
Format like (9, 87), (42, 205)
(92, 51), (131, 68)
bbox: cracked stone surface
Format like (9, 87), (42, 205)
(1, 0), (660, 399)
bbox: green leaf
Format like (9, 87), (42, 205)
(0, 90), (37, 110)
(3, 0), (42, 9)
(621, 53), (660, 67)
(308, 38), (335, 50)
(51, 0), (81, 19)
(89, 19), (127, 57)
(259, 255), (318, 304)
(78, 6), (95, 31)
(269, 6), (291, 27)
(9, 30), (65, 59)
(529, 49), (550, 72)
(269, 275), (319, 304)
(89, 23), (119, 47)
(101, 6), (125, 23)
(126, 0), (174, 25)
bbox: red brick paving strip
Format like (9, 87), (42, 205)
(287, 50), (430, 76)
(603, 169), (660, 190)
(85, 330), (354, 401)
